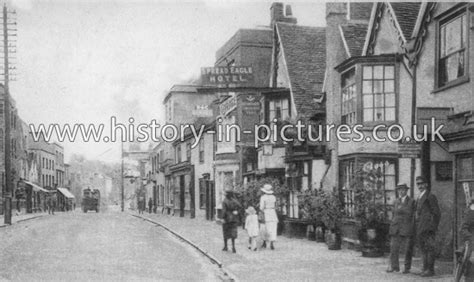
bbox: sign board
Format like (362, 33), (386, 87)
(464, 182), (471, 207)
(201, 66), (254, 87)
(219, 96), (237, 117)
(398, 139), (421, 158)
(192, 104), (213, 117)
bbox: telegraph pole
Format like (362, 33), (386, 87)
(121, 140), (124, 212)
(2, 4), (17, 225)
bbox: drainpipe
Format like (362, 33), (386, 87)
(410, 66), (416, 199)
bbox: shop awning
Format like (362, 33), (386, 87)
(22, 180), (49, 193)
(57, 187), (75, 199)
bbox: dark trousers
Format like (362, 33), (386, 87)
(389, 235), (413, 270)
(418, 232), (436, 272)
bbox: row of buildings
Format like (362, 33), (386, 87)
(133, 2), (473, 256)
(0, 85), (74, 214)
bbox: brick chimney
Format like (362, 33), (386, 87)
(270, 2), (297, 26)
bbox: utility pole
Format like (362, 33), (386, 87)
(121, 140), (124, 212)
(2, 4), (16, 225)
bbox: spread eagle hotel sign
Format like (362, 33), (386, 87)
(201, 66), (254, 87)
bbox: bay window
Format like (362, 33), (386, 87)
(342, 68), (356, 125)
(338, 57), (398, 126)
(362, 65), (396, 122)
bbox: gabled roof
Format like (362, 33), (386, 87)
(275, 22), (325, 119)
(340, 23), (368, 58)
(389, 2), (422, 40)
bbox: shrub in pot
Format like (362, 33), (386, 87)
(353, 167), (389, 257)
(320, 190), (344, 250)
(300, 189), (325, 242)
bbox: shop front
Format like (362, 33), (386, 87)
(445, 111), (474, 250)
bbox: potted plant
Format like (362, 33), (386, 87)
(320, 190), (344, 250)
(299, 189), (325, 242)
(353, 167), (389, 257)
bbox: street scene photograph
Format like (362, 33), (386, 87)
(1, 0), (474, 281)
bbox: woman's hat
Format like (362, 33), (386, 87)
(245, 206), (256, 215)
(260, 184), (274, 194)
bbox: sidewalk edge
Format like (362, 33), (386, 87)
(130, 213), (239, 281)
(0, 214), (45, 228)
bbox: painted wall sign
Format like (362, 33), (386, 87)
(219, 96), (237, 117)
(192, 104), (213, 117)
(201, 66), (254, 87)
(398, 139), (421, 158)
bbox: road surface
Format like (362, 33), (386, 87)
(0, 208), (222, 281)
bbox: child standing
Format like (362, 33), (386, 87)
(245, 206), (259, 251)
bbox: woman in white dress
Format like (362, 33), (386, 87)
(259, 183), (278, 250)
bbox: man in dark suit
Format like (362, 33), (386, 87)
(415, 176), (441, 277)
(387, 183), (415, 274)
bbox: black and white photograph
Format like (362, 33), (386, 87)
(0, 1), (473, 281)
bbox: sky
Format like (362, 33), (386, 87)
(8, 0), (326, 163)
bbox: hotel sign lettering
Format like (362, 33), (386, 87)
(201, 66), (254, 87)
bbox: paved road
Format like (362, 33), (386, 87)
(0, 209), (222, 281)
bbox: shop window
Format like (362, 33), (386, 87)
(287, 161), (310, 193)
(437, 7), (468, 88)
(362, 65), (396, 123)
(341, 68), (357, 125)
(340, 157), (397, 220)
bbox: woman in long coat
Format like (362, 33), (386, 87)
(259, 184), (278, 250)
(222, 190), (241, 253)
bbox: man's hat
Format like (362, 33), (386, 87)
(416, 176), (427, 184)
(396, 183), (409, 190)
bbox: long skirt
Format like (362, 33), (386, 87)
(266, 221), (278, 241)
(223, 222), (238, 239)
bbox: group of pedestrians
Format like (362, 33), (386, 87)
(47, 193), (57, 215)
(387, 176), (441, 277)
(221, 183), (278, 253)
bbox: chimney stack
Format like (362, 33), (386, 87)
(270, 2), (297, 26)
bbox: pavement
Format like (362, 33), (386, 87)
(0, 211), (46, 228)
(132, 211), (455, 281)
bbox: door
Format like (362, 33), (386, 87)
(209, 181), (215, 221)
(179, 175), (185, 217)
(26, 185), (33, 213)
(190, 166), (195, 218)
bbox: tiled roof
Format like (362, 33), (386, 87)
(389, 2), (422, 40)
(340, 23), (368, 57)
(276, 23), (325, 119)
(349, 2), (374, 21)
